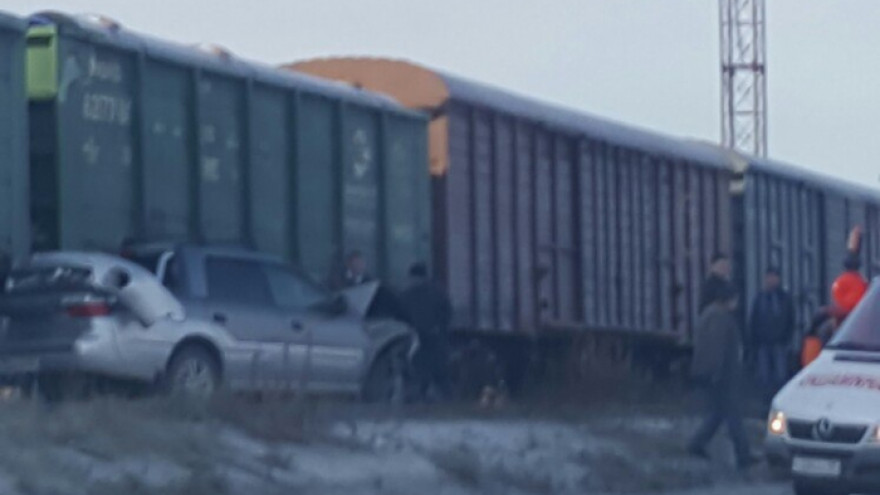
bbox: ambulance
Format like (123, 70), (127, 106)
(766, 278), (880, 495)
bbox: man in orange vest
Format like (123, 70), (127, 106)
(801, 305), (841, 367)
(800, 226), (867, 368)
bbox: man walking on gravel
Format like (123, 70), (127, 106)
(689, 285), (758, 470)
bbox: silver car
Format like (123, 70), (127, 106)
(0, 244), (415, 401)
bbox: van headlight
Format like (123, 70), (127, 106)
(871, 426), (880, 443)
(768, 410), (787, 436)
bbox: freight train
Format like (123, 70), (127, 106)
(2, 11), (880, 390)
(290, 59), (880, 377)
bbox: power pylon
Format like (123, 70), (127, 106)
(720, 0), (767, 157)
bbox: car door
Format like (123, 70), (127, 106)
(261, 263), (369, 393)
(200, 256), (293, 391)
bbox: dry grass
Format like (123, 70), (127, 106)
(0, 370), (777, 495)
(0, 394), (326, 495)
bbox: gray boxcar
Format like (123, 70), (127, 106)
(734, 154), (880, 335)
(25, 13), (429, 287)
(292, 58), (734, 343)
(0, 12), (30, 262)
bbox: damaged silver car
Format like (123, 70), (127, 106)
(0, 245), (416, 401)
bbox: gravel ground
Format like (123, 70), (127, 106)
(0, 395), (796, 495)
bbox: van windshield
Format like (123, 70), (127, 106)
(827, 281), (880, 352)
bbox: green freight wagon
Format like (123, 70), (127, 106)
(0, 12), (30, 262)
(25, 12), (430, 287)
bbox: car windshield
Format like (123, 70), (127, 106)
(265, 263), (333, 311)
(827, 280), (880, 352)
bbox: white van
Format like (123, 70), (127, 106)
(766, 280), (880, 495)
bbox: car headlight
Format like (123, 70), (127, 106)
(768, 410), (787, 436)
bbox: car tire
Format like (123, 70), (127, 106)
(363, 342), (408, 404)
(164, 346), (221, 400)
(793, 478), (847, 495)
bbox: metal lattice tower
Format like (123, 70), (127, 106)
(720, 0), (767, 157)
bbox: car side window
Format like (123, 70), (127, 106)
(206, 257), (272, 305)
(157, 253), (181, 293)
(263, 263), (327, 311)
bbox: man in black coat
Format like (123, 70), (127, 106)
(748, 267), (795, 399)
(399, 262), (453, 401)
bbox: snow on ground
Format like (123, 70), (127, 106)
(0, 397), (788, 495)
(660, 484), (789, 495)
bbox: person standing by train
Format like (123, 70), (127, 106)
(800, 305), (841, 368)
(688, 285), (758, 470)
(400, 262), (453, 402)
(747, 267), (795, 402)
(699, 253), (734, 312)
(329, 250), (374, 290)
(800, 226), (867, 368)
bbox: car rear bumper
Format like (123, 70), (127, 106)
(766, 434), (880, 491)
(0, 327), (157, 383)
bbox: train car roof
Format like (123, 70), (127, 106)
(439, 68), (880, 203)
(746, 154), (880, 204)
(292, 57), (880, 203)
(291, 57), (731, 169)
(685, 139), (880, 204)
(0, 11), (26, 32)
(435, 68), (730, 169)
(27, 12), (419, 117)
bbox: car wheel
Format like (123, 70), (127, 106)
(793, 478), (846, 495)
(363, 343), (407, 404)
(165, 346), (221, 400)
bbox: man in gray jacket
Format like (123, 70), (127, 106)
(688, 285), (757, 470)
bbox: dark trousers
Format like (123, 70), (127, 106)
(689, 381), (751, 465)
(755, 344), (789, 397)
(414, 334), (451, 400)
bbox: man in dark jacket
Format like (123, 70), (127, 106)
(748, 267), (795, 398)
(689, 285), (757, 470)
(699, 253), (733, 312)
(399, 262), (453, 401)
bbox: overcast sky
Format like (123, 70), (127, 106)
(4, 0), (878, 187)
